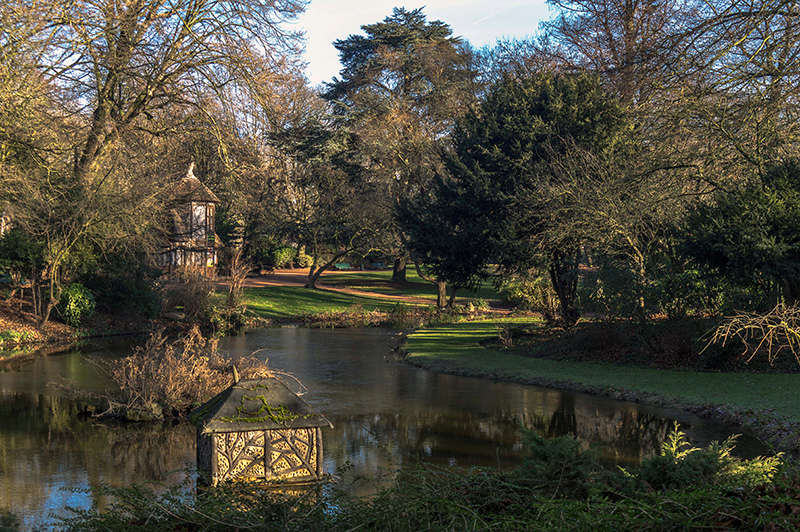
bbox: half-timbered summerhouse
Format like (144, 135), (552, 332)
(159, 163), (222, 275)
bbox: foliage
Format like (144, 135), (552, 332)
(0, 510), (18, 532)
(80, 250), (162, 318)
(638, 423), (782, 491)
(207, 305), (248, 337)
(515, 433), (604, 499)
(499, 273), (560, 322)
(56, 283), (96, 327)
(248, 235), (297, 270)
(57, 427), (796, 531)
(325, 7), (477, 273)
(295, 250), (313, 268)
(684, 159), (800, 305)
(0, 329), (36, 346)
(0, 227), (43, 276)
(407, 71), (631, 325)
(99, 327), (272, 418)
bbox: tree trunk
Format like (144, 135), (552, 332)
(447, 286), (458, 308)
(548, 249), (580, 326)
(392, 256), (407, 282)
(306, 264), (321, 289)
(306, 250), (353, 289)
(436, 280), (447, 308)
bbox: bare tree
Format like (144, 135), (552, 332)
(0, 0), (307, 324)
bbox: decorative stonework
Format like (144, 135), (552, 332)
(193, 378), (330, 486)
(268, 428), (319, 480)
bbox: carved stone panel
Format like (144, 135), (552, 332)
(267, 428), (320, 481)
(214, 430), (266, 483)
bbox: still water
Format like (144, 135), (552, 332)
(0, 327), (764, 529)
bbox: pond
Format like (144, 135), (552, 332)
(0, 327), (765, 529)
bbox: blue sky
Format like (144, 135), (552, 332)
(294, 1), (551, 86)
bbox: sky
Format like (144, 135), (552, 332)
(294, 0), (551, 87)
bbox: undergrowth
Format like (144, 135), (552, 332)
(93, 327), (273, 420)
(58, 425), (798, 531)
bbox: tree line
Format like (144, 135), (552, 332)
(2, 1), (799, 331)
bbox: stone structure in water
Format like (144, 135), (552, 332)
(191, 377), (332, 486)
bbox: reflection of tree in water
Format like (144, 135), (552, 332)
(525, 396), (674, 464)
(0, 393), (194, 525)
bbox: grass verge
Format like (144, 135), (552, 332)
(403, 318), (800, 451)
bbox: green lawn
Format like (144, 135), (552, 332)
(404, 318), (800, 422)
(239, 270), (502, 319)
(241, 285), (408, 319)
(321, 270), (501, 302)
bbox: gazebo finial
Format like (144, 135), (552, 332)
(186, 160), (196, 179)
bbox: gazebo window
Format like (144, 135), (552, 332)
(192, 203), (207, 240)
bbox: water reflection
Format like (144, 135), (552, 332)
(0, 393), (194, 529)
(0, 327), (765, 528)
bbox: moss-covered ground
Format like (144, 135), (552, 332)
(404, 318), (800, 423)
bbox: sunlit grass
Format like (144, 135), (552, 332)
(240, 286), (406, 319)
(405, 318), (800, 422)
(321, 270), (501, 302)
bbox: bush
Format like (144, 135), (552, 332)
(57, 424), (794, 531)
(207, 305), (248, 337)
(0, 329), (36, 346)
(638, 423), (781, 491)
(0, 510), (19, 532)
(514, 432), (600, 498)
(57, 283), (96, 327)
(80, 255), (162, 318)
(499, 273), (560, 322)
(272, 246), (297, 269)
(164, 267), (213, 320)
(295, 251), (313, 268)
(101, 327), (273, 418)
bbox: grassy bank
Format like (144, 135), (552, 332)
(403, 318), (800, 450)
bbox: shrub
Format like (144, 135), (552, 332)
(207, 305), (248, 337)
(295, 251), (313, 268)
(164, 267), (213, 320)
(638, 423), (781, 490)
(100, 327), (273, 418)
(272, 246), (297, 269)
(465, 298), (490, 314)
(514, 432), (600, 498)
(499, 273), (560, 322)
(0, 509), (19, 532)
(57, 283), (96, 327)
(0, 329), (36, 346)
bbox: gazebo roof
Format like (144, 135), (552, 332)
(191, 378), (332, 434)
(169, 164), (220, 204)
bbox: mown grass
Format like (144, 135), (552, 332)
(321, 270), (501, 302)
(238, 270), (501, 320)
(404, 318), (800, 422)
(240, 285), (407, 319)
